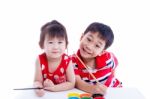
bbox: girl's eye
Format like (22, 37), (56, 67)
(58, 41), (63, 44)
(48, 42), (53, 44)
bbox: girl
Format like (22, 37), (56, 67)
(34, 20), (75, 97)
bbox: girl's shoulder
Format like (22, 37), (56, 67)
(38, 52), (46, 58)
(62, 53), (71, 60)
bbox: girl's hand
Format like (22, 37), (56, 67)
(35, 88), (45, 97)
(43, 79), (55, 91)
(43, 79), (54, 87)
(34, 82), (45, 97)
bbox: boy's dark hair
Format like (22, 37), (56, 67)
(39, 20), (68, 49)
(83, 22), (114, 49)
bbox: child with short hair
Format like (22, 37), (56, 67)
(72, 22), (122, 95)
(34, 20), (75, 97)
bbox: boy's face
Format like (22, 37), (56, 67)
(43, 34), (66, 59)
(79, 32), (106, 59)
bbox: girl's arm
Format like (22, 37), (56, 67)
(44, 61), (75, 91)
(34, 58), (45, 97)
(34, 57), (43, 87)
(75, 75), (107, 95)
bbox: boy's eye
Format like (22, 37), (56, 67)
(87, 38), (91, 42)
(96, 44), (100, 48)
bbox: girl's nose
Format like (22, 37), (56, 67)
(53, 43), (59, 49)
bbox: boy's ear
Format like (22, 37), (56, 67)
(99, 50), (105, 56)
(80, 33), (84, 41)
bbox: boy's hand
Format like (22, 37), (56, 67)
(92, 84), (107, 95)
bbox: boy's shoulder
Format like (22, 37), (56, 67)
(98, 51), (114, 58)
(96, 51), (118, 69)
(97, 51), (117, 64)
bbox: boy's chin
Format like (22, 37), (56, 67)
(80, 53), (92, 59)
(80, 50), (90, 58)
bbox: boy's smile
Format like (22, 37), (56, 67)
(79, 32), (106, 59)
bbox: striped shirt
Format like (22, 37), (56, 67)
(72, 50), (122, 87)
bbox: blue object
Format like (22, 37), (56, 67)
(68, 97), (80, 99)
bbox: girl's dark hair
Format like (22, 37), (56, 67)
(39, 20), (68, 49)
(83, 22), (114, 49)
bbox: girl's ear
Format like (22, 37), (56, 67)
(65, 42), (68, 49)
(39, 43), (43, 49)
(80, 33), (84, 41)
(65, 47), (68, 55)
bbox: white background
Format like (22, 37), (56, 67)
(0, 0), (150, 99)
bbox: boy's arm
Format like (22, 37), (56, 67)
(75, 75), (107, 95)
(44, 61), (75, 91)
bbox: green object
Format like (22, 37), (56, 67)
(81, 97), (92, 99)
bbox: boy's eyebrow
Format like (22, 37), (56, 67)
(98, 41), (103, 45)
(89, 34), (103, 45)
(88, 34), (94, 38)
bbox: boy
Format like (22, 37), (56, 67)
(72, 22), (122, 95)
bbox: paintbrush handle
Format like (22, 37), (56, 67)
(74, 54), (107, 95)
(74, 54), (100, 84)
(13, 87), (43, 90)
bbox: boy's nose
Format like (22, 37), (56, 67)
(86, 45), (93, 53)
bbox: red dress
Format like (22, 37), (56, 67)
(72, 50), (122, 87)
(39, 53), (71, 84)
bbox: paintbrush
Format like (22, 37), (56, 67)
(13, 87), (43, 90)
(74, 53), (105, 95)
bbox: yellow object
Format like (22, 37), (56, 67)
(68, 93), (80, 98)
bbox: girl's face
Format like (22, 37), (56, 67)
(43, 34), (66, 59)
(79, 32), (106, 59)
